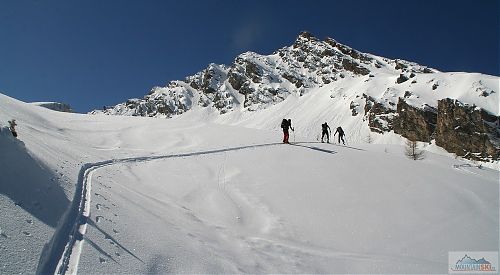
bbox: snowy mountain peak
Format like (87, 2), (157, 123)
(93, 31), (442, 117)
(295, 30), (318, 42)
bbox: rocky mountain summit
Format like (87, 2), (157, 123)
(91, 31), (499, 161)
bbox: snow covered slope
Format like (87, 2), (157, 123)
(92, 31), (499, 161)
(1, 92), (498, 273)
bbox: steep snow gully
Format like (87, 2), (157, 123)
(37, 141), (343, 274)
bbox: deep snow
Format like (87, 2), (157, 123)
(0, 93), (498, 273)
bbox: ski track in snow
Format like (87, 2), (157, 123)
(39, 141), (347, 274)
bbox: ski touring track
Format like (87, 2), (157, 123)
(36, 141), (354, 274)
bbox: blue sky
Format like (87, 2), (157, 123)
(0, 0), (498, 112)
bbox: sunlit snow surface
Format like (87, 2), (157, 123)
(0, 93), (498, 273)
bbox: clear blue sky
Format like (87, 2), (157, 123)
(0, 0), (498, 112)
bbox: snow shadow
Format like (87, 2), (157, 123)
(299, 141), (366, 152)
(0, 130), (70, 227)
(86, 218), (144, 264)
(83, 236), (119, 265)
(291, 143), (338, 155)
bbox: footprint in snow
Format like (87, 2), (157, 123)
(26, 219), (33, 224)
(99, 183), (111, 189)
(94, 193), (108, 201)
(115, 252), (121, 257)
(22, 231), (31, 237)
(113, 229), (119, 234)
(96, 204), (109, 210)
(99, 257), (106, 263)
(95, 216), (104, 223)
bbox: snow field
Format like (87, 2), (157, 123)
(0, 93), (498, 273)
(78, 143), (498, 273)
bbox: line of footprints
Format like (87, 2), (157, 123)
(93, 175), (121, 264)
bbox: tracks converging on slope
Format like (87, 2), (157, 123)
(37, 141), (357, 274)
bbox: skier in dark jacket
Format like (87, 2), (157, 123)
(334, 126), (345, 145)
(280, 118), (294, 143)
(321, 122), (331, 143)
(8, 119), (17, 138)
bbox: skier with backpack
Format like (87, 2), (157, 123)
(321, 122), (331, 143)
(8, 119), (17, 138)
(334, 126), (345, 145)
(280, 118), (294, 144)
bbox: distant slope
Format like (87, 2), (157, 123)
(30, 102), (73, 113)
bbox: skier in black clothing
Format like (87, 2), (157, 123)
(8, 119), (17, 138)
(280, 118), (294, 143)
(334, 126), (345, 145)
(321, 122), (331, 143)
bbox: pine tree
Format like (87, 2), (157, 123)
(405, 137), (425, 160)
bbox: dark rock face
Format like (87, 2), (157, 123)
(394, 98), (437, 142)
(435, 98), (500, 161)
(188, 64), (234, 113)
(245, 61), (263, 83)
(122, 84), (192, 117)
(227, 69), (245, 90)
(395, 60), (408, 71)
(324, 38), (373, 64)
(282, 73), (304, 88)
(342, 58), (370, 76)
(396, 74), (409, 84)
(364, 96), (499, 161)
(364, 95), (395, 133)
(350, 101), (360, 116)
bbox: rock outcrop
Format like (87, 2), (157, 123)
(364, 95), (395, 133)
(394, 99), (437, 142)
(435, 98), (499, 161)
